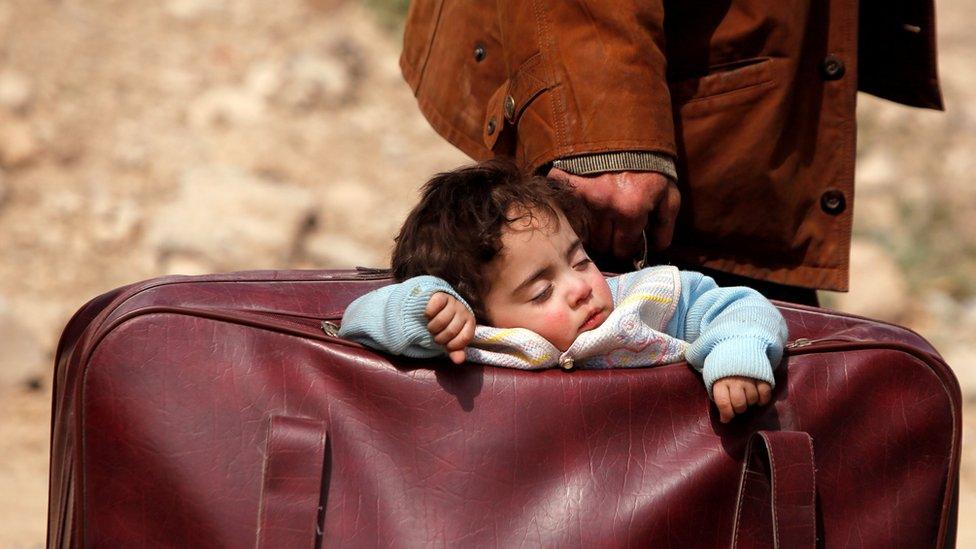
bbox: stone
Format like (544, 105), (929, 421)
(146, 166), (317, 270)
(831, 239), (909, 322)
(0, 299), (46, 390)
(187, 86), (266, 128)
(0, 70), (33, 114)
(0, 118), (41, 169)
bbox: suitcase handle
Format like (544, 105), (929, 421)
(731, 430), (817, 549)
(255, 415), (328, 549)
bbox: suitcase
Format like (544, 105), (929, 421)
(47, 269), (961, 547)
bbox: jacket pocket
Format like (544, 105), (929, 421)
(669, 57), (773, 105)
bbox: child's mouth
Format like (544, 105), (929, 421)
(580, 308), (607, 332)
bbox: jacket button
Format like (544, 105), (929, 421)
(486, 117), (496, 135)
(821, 55), (845, 80)
(473, 44), (486, 62)
(503, 95), (516, 120)
(820, 190), (846, 215)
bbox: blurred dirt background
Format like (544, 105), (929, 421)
(0, 0), (973, 546)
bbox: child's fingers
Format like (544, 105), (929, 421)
(758, 383), (773, 405)
(448, 349), (466, 364)
(730, 384), (749, 414)
(424, 292), (450, 319)
(444, 318), (475, 351)
(426, 303), (457, 334)
(743, 382), (759, 406)
(432, 312), (467, 345)
(713, 384), (733, 424)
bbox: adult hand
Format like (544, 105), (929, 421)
(547, 168), (680, 263)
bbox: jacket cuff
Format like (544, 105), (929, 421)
(551, 151), (677, 180)
(701, 337), (777, 395)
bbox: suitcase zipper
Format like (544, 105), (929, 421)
(321, 321), (341, 337)
(242, 310), (337, 332)
(786, 338), (815, 349)
(785, 336), (861, 350)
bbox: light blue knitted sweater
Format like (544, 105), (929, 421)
(338, 268), (788, 391)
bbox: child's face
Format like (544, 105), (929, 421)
(483, 208), (614, 352)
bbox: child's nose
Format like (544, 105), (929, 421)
(567, 275), (592, 307)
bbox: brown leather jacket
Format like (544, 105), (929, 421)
(400, 0), (942, 291)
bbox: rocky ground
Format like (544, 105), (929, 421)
(0, 0), (974, 546)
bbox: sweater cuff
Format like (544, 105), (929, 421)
(701, 337), (777, 395)
(551, 151), (677, 180)
(396, 276), (472, 355)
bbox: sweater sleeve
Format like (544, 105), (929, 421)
(338, 276), (473, 359)
(663, 271), (789, 393)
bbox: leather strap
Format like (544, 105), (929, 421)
(256, 415), (328, 549)
(731, 431), (817, 549)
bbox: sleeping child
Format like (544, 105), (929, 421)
(339, 160), (788, 423)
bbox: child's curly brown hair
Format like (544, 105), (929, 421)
(392, 159), (589, 321)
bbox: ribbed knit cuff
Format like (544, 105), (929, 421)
(392, 276), (472, 357)
(551, 151), (677, 180)
(701, 337), (777, 395)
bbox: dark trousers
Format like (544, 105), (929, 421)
(691, 267), (820, 307)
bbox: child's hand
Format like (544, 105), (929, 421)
(425, 292), (475, 364)
(712, 376), (773, 424)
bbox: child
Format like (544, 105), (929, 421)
(339, 160), (788, 423)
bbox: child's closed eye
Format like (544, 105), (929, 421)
(573, 257), (592, 270)
(531, 284), (553, 303)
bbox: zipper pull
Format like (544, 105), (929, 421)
(321, 321), (341, 337)
(786, 337), (814, 349)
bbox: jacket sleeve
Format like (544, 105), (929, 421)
(338, 276), (473, 359)
(496, 0), (675, 169)
(663, 271), (789, 393)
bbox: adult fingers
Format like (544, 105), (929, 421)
(612, 216), (647, 261)
(713, 384), (733, 424)
(758, 383), (773, 405)
(648, 181), (681, 251)
(730, 384), (749, 414)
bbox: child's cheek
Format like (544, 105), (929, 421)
(539, 307), (570, 326)
(537, 307), (574, 348)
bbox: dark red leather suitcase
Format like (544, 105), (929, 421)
(48, 269), (961, 548)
